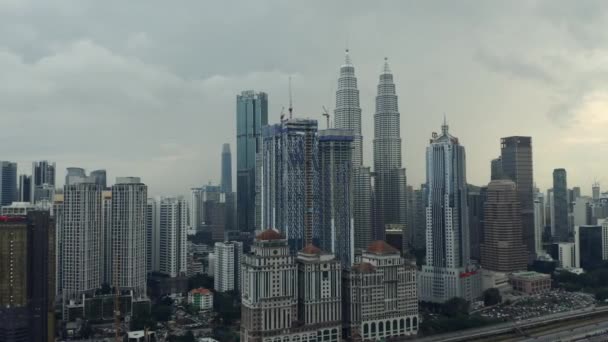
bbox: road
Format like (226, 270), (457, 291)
(521, 318), (608, 341)
(415, 305), (608, 342)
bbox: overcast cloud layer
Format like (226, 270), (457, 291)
(1, 0), (608, 195)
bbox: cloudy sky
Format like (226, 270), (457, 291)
(1, 1), (607, 196)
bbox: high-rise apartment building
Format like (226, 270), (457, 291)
(418, 121), (480, 303)
(480, 180), (528, 272)
(0, 161), (17, 206)
(353, 167), (372, 252)
(553, 168), (570, 241)
(101, 190), (112, 284)
(500, 137), (535, 258)
(221, 143), (233, 193)
(190, 185), (222, 231)
(146, 197), (160, 273)
(318, 128), (354, 267)
(64, 167), (86, 186)
(31, 161), (55, 203)
(213, 241), (243, 292)
(373, 58), (407, 241)
(60, 178), (102, 308)
(90, 170), (107, 189)
(237, 90), (268, 233)
(0, 212), (56, 342)
(110, 177), (147, 298)
(18, 175), (31, 203)
(343, 241), (419, 341)
(261, 119), (320, 251)
(159, 197), (188, 277)
(241, 230), (341, 342)
(468, 185), (486, 262)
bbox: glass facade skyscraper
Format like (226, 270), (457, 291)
(0, 161), (17, 206)
(553, 168), (569, 242)
(236, 91), (268, 233)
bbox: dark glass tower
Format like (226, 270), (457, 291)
(18, 175), (31, 203)
(553, 168), (569, 241)
(31, 161), (55, 203)
(221, 143), (232, 193)
(0, 161), (17, 206)
(500, 136), (535, 258)
(236, 91), (268, 233)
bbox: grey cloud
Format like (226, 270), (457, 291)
(474, 49), (555, 84)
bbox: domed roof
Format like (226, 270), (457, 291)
(300, 244), (322, 255)
(366, 240), (399, 255)
(255, 229), (284, 241)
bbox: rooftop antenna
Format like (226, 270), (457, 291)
(288, 76), (293, 119)
(322, 106), (330, 128)
(280, 106), (285, 122)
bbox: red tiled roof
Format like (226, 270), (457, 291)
(366, 240), (399, 255)
(255, 229), (284, 241)
(353, 262), (375, 273)
(300, 244), (322, 255)
(190, 288), (211, 295)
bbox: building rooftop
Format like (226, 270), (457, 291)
(255, 229), (284, 241)
(352, 262), (375, 273)
(300, 244), (322, 255)
(190, 288), (212, 295)
(366, 240), (399, 255)
(510, 271), (550, 279)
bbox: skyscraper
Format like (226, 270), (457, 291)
(0, 212), (56, 342)
(480, 180), (528, 272)
(64, 167), (86, 186)
(553, 168), (569, 241)
(90, 169), (107, 189)
(213, 241), (243, 292)
(373, 58), (407, 240)
(593, 182), (600, 202)
(500, 137), (535, 258)
(221, 143), (233, 193)
(490, 157), (503, 180)
(353, 167), (373, 251)
(18, 174), (31, 203)
(236, 90), (268, 234)
(261, 119), (320, 252)
(146, 198), (160, 273)
(60, 178), (102, 308)
(31, 161), (55, 203)
(318, 128), (354, 267)
(419, 121), (480, 303)
(110, 177), (147, 298)
(334, 49), (363, 167)
(159, 197), (188, 277)
(0, 161), (17, 206)
(534, 192), (545, 256)
(468, 185), (486, 262)
(190, 185), (222, 231)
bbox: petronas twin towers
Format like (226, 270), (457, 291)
(334, 50), (407, 246)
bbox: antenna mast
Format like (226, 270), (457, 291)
(288, 76), (293, 119)
(322, 106), (330, 128)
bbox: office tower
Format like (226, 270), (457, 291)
(213, 241), (243, 292)
(159, 197), (188, 277)
(480, 180), (528, 272)
(500, 136), (535, 258)
(468, 185), (486, 262)
(373, 58), (407, 240)
(593, 182), (601, 202)
(261, 119), (320, 251)
(221, 143), (233, 193)
(490, 157), (503, 180)
(90, 170), (107, 189)
(146, 198), (160, 273)
(554, 242), (576, 269)
(601, 220), (608, 260)
(190, 185), (222, 231)
(353, 167), (372, 251)
(110, 177), (147, 298)
(18, 175), (31, 203)
(236, 90), (268, 233)
(31, 161), (55, 203)
(572, 187), (581, 200)
(318, 128), (354, 267)
(412, 186), (427, 251)
(534, 193), (545, 256)
(60, 178), (102, 308)
(0, 161), (17, 206)
(241, 230), (341, 342)
(574, 225), (603, 270)
(101, 190), (112, 284)
(0, 212), (56, 342)
(553, 168), (569, 241)
(419, 121), (480, 303)
(334, 49), (363, 167)
(573, 197), (592, 227)
(296, 245), (342, 338)
(343, 241), (419, 341)
(64, 167), (86, 186)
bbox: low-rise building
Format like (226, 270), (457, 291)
(481, 269), (512, 294)
(188, 288), (213, 311)
(509, 271), (551, 295)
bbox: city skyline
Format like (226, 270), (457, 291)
(1, 2), (606, 195)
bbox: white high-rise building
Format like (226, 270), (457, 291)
(159, 197), (188, 277)
(557, 242), (577, 269)
(534, 193), (545, 256)
(146, 197), (161, 273)
(573, 196), (592, 227)
(111, 177), (147, 297)
(418, 121), (481, 303)
(61, 179), (102, 306)
(213, 241), (243, 292)
(101, 190), (112, 284)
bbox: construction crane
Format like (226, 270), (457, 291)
(322, 106), (330, 128)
